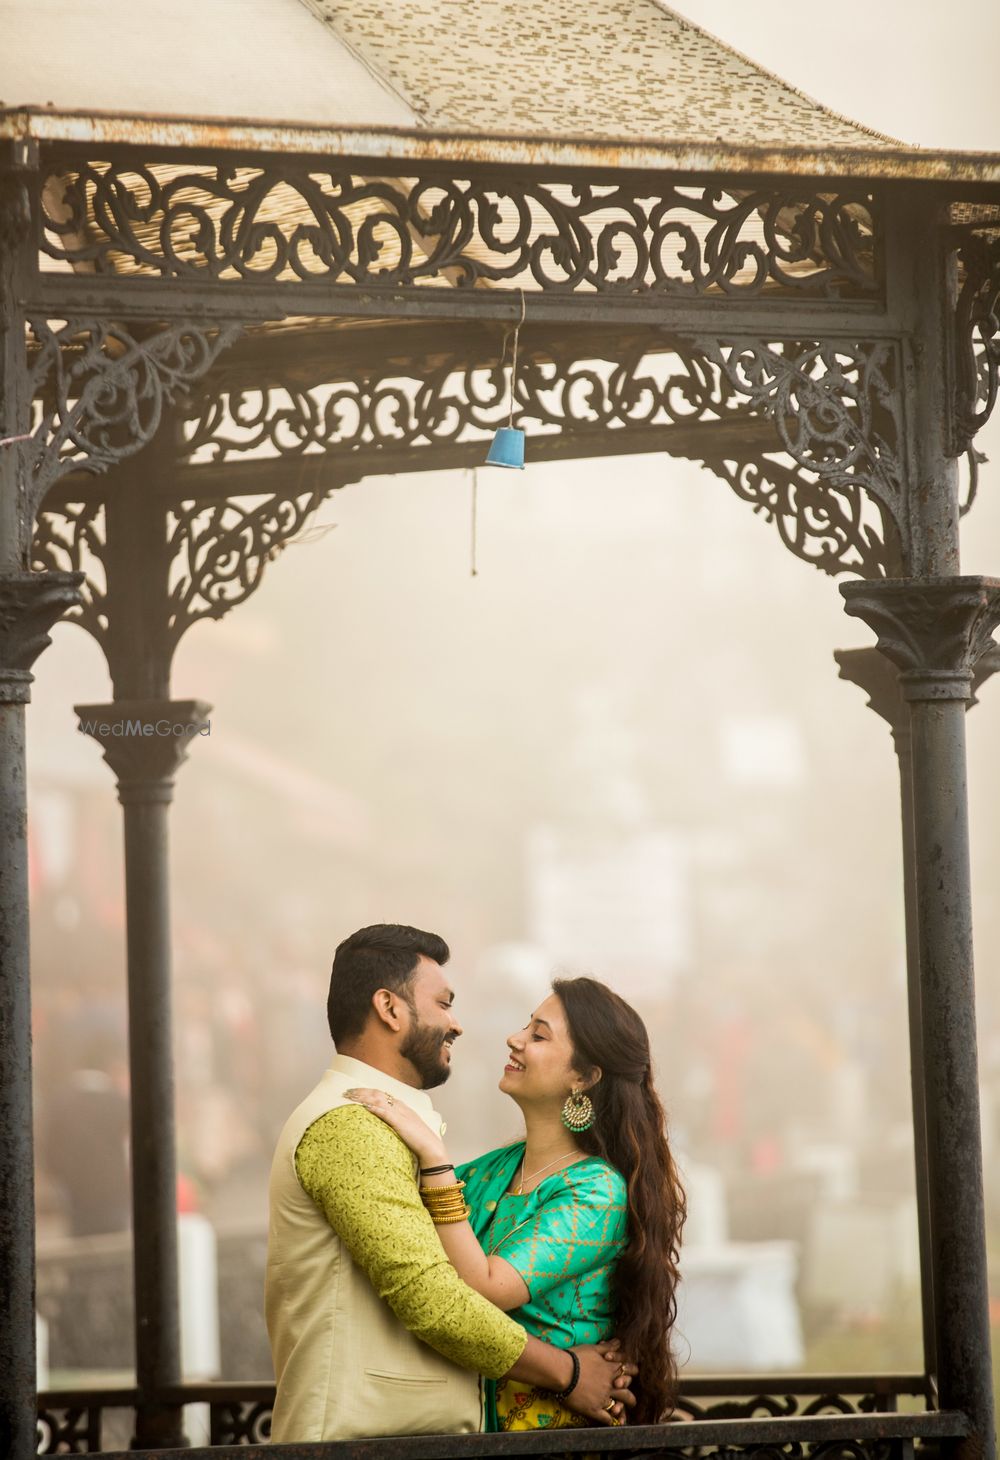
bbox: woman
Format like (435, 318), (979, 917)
(347, 976), (686, 1430)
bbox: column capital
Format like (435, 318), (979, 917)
(835, 639), (1000, 739)
(0, 570), (84, 703)
(840, 576), (1000, 702)
(75, 699), (212, 803)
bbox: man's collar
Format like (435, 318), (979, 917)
(327, 1052), (437, 1116)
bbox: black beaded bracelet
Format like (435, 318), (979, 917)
(419, 1162), (455, 1176)
(551, 1347), (580, 1401)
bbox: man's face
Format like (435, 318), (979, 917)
(399, 956), (463, 1090)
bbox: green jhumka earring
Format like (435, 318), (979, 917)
(561, 1087), (595, 1132)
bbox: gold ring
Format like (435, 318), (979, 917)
(604, 1400), (616, 1413)
(386, 1094), (395, 1105)
(615, 1362), (626, 1379)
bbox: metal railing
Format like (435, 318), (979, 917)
(37, 1373), (961, 1458)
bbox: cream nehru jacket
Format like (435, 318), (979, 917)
(265, 1053), (483, 1441)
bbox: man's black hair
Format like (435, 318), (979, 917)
(327, 923), (450, 1045)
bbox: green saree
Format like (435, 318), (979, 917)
(456, 1141), (628, 1432)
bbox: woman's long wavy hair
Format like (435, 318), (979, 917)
(553, 976), (686, 1425)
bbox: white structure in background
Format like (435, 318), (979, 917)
(478, 942), (554, 1007)
(527, 824), (691, 998)
(719, 714), (807, 789)
(526, 685), (692, 998)
(677, 1242), (804, 1370)
(801, 1197), (919, 1316)
(178, 1214), (221, 1445)
(675, 1158), (805, 1371)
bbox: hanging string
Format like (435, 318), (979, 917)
(469, 466), (479, 577)
(506, 288), (526, 430)
(473, 290), (526, 574)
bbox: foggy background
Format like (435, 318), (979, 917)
(26, 0), (1000, 1400)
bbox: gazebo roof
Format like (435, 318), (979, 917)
(3, 0), (1000, 186)
(296, 0), (892, 149)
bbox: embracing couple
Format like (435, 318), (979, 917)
(265, 923), (686, 1441)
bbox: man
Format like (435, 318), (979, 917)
(265, 923), (633, 1441)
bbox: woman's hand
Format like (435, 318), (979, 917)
(567, 1342), (638, 1426)
(344, 1087), (447, 1168)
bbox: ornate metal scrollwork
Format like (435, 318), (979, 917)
(31, 500), (109, 648)
(182, 341), (742, 461)
(690, 337), (905, 570)
(41, 159), (878, 298)
(36, 1402), (102, 1454)
(29, 486), (337, 670)
(209, 1396), (273, 1446)
(25, 317), (242, 514)
(166, 485), (337, 648)
(672, 1391), (898, 1423)
(699, 453), (897, 578)
(954, 231), (1000, 454)
(28, 334), (905, 665)
(182, 334), (902, 577)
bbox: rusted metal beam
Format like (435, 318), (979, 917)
(4, 107), (1000, 187)
(26, 276), (893, 334)
(41, 417), (776, 506)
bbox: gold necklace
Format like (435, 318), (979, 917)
(515, 1150), (585, 1195)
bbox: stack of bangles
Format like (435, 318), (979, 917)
(419, 1163), (470, 1225)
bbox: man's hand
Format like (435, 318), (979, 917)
(566, 1342), (638, 1426)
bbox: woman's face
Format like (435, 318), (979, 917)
(499, 991), (584, 1104)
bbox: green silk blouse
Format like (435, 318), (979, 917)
(458, 1141), (628, 1347)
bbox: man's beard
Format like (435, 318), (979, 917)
(400, 1018), (454, 1090)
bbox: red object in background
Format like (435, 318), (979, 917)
(176, 1173), (199, 1213)
(711, 1016), (752, 1144)
(750, 1134), (783, 1174)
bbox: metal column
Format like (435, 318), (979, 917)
(840, 186), (1000, 1460)
(76, 445), (209, 1449)
(76, 696), (209, 1449)
(0, 142), (83, 1460)
(843, 568), (998, 1454)
(835, 643), (1000, 1394)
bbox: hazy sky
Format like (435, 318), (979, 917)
(672, 1), (1000, 152)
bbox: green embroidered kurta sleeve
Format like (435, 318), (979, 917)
(295, 1105), (527, 1379)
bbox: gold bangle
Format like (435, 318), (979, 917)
(430, 1207), (471, 1224)
(419, 1180), (466, 1197)
(422, 1198), (469, 1216)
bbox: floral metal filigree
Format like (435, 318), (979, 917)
(40, 160), (878, 298)
(31, 500), (109, 648)
(181, 343), (741, 461)
(954, 231), (1000, 454)
(26, 318), (243, 513)
(699, 454), (896, 579)
(166, 486), (335, 648)
(181, 334), (901, 576)
(690, 337), (905, 563)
